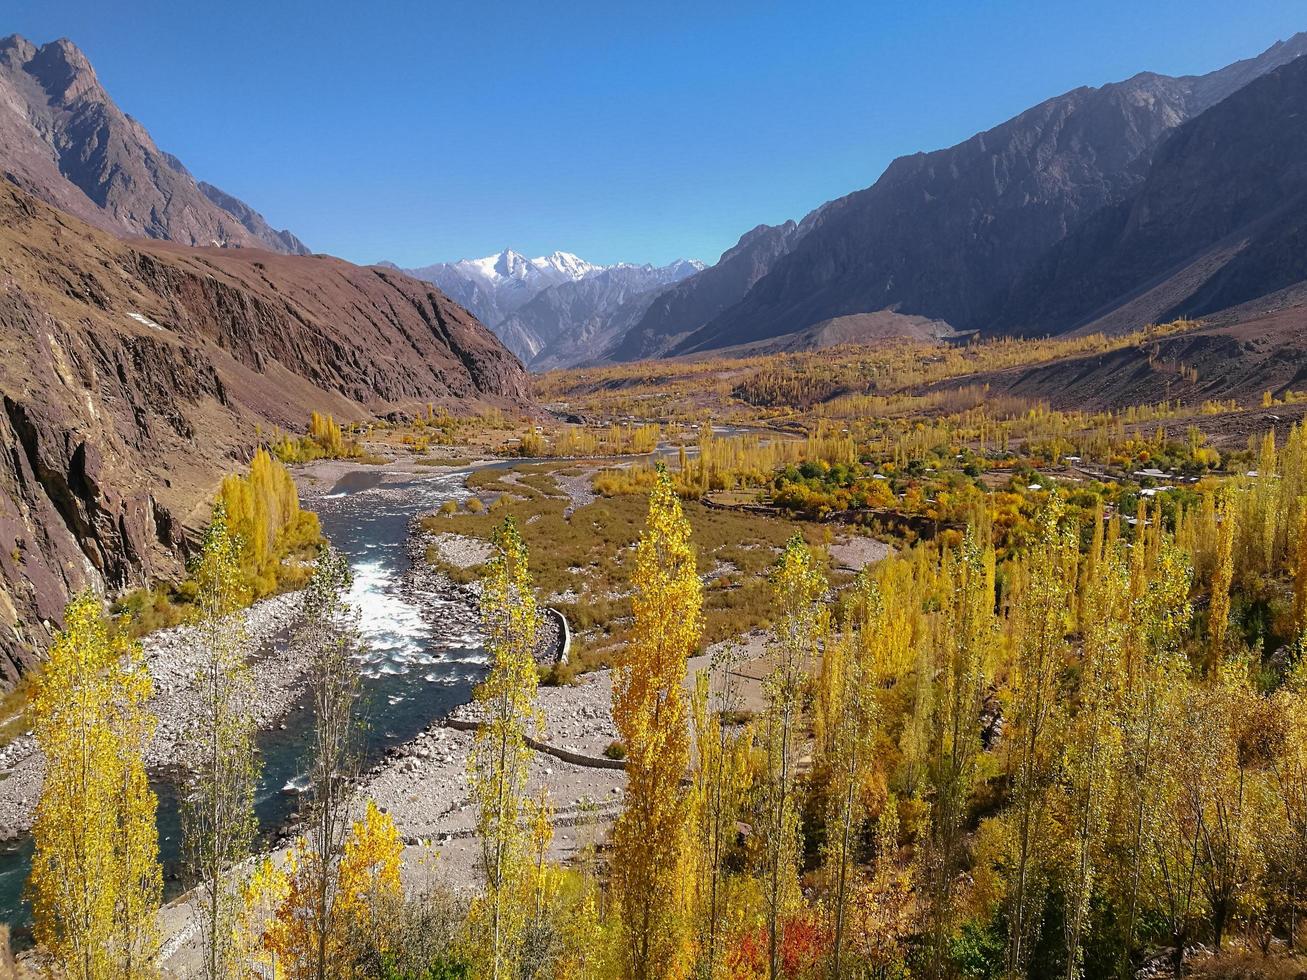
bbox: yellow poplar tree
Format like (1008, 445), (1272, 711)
(266, 800), (403, 979)
(760, 534), (827, 980)
(923, 527), (995, 977)
(1208, 491), (1235, 671)
(689, 645), (752, 979)
(1294, 498), (1307, 634)
(469, 516), (543, 980)
(611, 465), (702, 980)
(262, 547), (363, 980)
(29, 592), (161, 979)
(1112, 538), (1192, 972)
(1005, 499), (1077, 976)
(1064, 528), (1126, 980)
(336, 800), (405, 962)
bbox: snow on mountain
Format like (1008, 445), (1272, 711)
(495, 260), (708, 370)
(534, 250), (604, 281)
(399, 248), (703, 366)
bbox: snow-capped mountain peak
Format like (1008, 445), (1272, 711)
(399, 248), (704, 367)
(531, 250), (602, 281)
(458, 248), (532, 283)
(455, 248), (603, 287)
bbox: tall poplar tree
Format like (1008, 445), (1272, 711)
(689, 642), (752, 979)
(1207, 491), (1235, 671)
(469, 516), (543, 980)
(760, 534), (827, 980)
(611, 466), (702, 980)
(183, 507), (261, 979)
(1063, 529), (1126, 980)
(923, 527), (994, 979)
(286, 547), (363, 980)
(29, 592), (162, 979)
(1006, 500), (1077, 976)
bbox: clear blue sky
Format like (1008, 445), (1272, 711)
(7, 1), (1304, 266)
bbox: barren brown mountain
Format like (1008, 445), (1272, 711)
(661, 32), (1307, 356)
(0, 183), (526, 681)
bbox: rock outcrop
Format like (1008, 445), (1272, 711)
(0, 183), (526, 682)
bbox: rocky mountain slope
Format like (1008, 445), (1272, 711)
(656, 32), (1307, 357)
(0, 34), (308, 253)
(607, 219), (815, 362)
(954, 307), (1307, 419)
(997, 51), (1307, 335)
(0, 183), (525, 683)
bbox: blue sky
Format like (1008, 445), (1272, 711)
(6, 1), (1305, 267)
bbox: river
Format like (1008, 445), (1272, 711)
(0, 434), (776, 930)
(0, 461), (490, 931)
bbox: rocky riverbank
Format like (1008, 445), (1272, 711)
(406, 522), (563, 666)
(0, 591), (307, 838)
(357, 645), (748, 890)
(359, 665), (629, 889)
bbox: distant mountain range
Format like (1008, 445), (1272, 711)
(660, 31), (1307, 357)
(393, 249), (703, 368)
(0, 33), (309, 254)
(403, 30), (1307, 371)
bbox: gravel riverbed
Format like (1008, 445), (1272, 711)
(0, 591), (306, 838)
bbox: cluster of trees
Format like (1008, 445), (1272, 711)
(591, 426), (855, 501)
(25, 509), (412, 979)
(273, 412), (370, 464)
(24, 444), (412, 979)
(454, 443), (1307, 978)
(215, 447), (322, 600)
(24, 414), (1307, 978)
(518, 423), (664, 458)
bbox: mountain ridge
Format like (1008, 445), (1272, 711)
(0, 181), (524, 680)
(657, 31), (1307, 357)
(0, 33), (309, 254)
(996, 50), (1307, 336)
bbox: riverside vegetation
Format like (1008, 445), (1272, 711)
(11, 327), (1307, 978)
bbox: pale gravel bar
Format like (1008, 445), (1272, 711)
(0, 591), (307, 838)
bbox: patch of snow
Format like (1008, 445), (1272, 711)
(126, 311), (163, 331)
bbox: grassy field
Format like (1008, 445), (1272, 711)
(420, 462), (850, 677)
